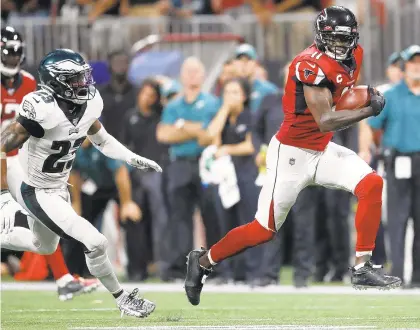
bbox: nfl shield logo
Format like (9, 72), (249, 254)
(349, 70), (354, 78)
(289, 158), (295, 166)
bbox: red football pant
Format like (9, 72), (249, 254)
(209, 219), (274, 263)
(354, 173), (383, 252)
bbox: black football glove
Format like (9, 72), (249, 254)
(368, 86), (386, 116)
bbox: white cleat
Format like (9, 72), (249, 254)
(117, 288), (156, 318)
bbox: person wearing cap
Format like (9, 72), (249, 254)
(234, 44), (279, 113)
(359, 51), (403, 267)
(376, 52), (404, 93)
(367, 45), (420, 288)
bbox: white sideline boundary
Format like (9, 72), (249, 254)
(1, 282), (420, 295)
(70, 326), (376, 330)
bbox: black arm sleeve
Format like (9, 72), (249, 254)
(16, 115), (45, 138)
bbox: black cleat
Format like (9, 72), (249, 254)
(351, 261), (402, 290)
(184, 248), (212, 306)
(58, 280), (84, 301)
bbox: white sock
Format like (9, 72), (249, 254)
(354, 262), (366, 270)
(355, 251), (372, 257)
(56, 274), (74, 288)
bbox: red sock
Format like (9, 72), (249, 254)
(354, 173), (383, 253)
(209, 219), (274, 264)
(45, 245), (70, 280)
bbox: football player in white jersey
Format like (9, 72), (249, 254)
(0, 49), (160, 318)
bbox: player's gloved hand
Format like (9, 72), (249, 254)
(368, 86), (386, 116)
(0, 191), (27, 234)
(127, 154), (162, 173)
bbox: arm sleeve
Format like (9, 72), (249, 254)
(16, 115), (45, 138)
(295, 61), (330, 87)
(88, 125), (136, 162)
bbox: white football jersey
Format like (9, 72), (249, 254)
(17, 88), (103, 189)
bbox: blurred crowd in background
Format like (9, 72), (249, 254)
(1, 0), (420, 289)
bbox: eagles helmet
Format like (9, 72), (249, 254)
(1, 26), (25, 76)
(38, 49), (95, 104)
(314, 6), (359, 61)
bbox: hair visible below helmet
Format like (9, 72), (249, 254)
(314, 6), (359, 61)
(38, 49), (95, 105)
(1, 26), (25, 77)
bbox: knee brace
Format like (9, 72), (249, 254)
(84, 234), (111, 278)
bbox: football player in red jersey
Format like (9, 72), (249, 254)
(0, 26), (99, 299)
(184, 6), (401, 306)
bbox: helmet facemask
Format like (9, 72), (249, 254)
(0, 41), (25, 76)
(42, 62), (96, 104)
(320, 32), (358, 61)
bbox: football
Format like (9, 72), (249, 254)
(335, 85), (371, 111)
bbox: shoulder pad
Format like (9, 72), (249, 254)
(89, 88), (104, 119)
(295, 60), (329, 87)
(19, 91), (58, 129)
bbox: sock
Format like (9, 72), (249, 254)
(45, 245), (70, 280)
(56, 273), (75, 288)
(354, 173), (383, 253)
(354, 262), (366, 270)
(1, 227), (44, 252)
(209, 219), (274, 263)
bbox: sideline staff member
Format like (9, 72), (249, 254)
(368, 45), (420, 288)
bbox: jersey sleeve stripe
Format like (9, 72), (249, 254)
(313, 66), (326, 85)
(295, 62), (302, 81)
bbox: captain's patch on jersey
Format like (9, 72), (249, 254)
(22, 100), (36, 120)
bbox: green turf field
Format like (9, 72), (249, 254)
(2, 289), (420, 330)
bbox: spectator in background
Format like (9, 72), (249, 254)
(198, 78), (262, 284)
(65, 139), (141, 278)
(98, 50), (137, 139)
(156, 57), (220, 280)
(377, 52), (404, 93)
(251, 76), (286, 287)
(120, 0), (170, 16)
(359, 52), (403, 267)
(120, 78), (169, 281)
(251, 0), (333, 60)
(367, 45), (420, 289)
(214, 59), (236, 97)
(234, 44), (279, 113)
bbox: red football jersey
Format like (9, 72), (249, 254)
(277, 43), (363, 151)
(1, 70), (37, 156)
